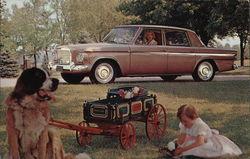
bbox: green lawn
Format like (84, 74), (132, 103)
(0, 81), (249, 159)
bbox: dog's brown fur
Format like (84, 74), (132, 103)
(5, 93), (71, 159)
(4, 68), (89, 159)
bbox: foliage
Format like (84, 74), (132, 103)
(49, 0), (69, 45)
(0, 0), (19, 77)
(207, 0), (250, 66)
(118, 0), (216, 45)
(64, 0), (130, 42)
(0, 51), (19, 77)
(77, 31), (94, 44)
(2, 0), (248, 66)
(7, 0), (55, 56)
(49, 0), (130, 44)
(0, 0), (15, 54)
(2, 0), (130, 56)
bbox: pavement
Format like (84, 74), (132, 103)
(1, 75), (249, 88)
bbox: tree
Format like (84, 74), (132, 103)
(0, 0), (19, 77)
(64, 0), (130, 42)
(0, 51), (19, 77)
(118, 0), (216, 45)
(7, 0), (56, 64)
(1, 0), (16, 53)
(207, 0), (249, 66)
(49, 0), (69, 44)
(78, 31), (94, 44)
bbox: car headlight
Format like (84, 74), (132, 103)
(76, 53), (88, 63)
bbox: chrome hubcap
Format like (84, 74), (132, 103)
(95, 63), (114, 83)
(198, 62), (213, 80)
(98, 66), (109, 79)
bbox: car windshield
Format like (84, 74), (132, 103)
(102, 27), (138, 44)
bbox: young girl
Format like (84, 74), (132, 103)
(174, 104), (242, 158)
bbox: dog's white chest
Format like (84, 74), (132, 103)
(14, 109), (48, 151)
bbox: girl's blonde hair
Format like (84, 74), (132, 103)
(177, 104), (199, 120)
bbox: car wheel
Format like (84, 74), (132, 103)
(90, 61), (116, 84)
(160, 75), (178, 81)
(192, 61), (215, 81)
(61, 73), (85, 84)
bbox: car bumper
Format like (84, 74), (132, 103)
(233, 64), (238, 70)
(51, 63), (89, 73)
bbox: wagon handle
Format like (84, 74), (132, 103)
(49, 118), (103, 134)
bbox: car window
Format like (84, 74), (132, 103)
(102, 27), (138, 44)
(135, 29), (162, 45)
(165, 30), (190, 46)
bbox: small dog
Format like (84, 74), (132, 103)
(4, 67), (90, 159)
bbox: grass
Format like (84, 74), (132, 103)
(0, 81), (249, 159)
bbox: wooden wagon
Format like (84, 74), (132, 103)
(49, 86), (167, 149)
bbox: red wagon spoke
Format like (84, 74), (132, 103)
(157, 125), (165, 134)
(76, 121), (92, 147)
(158, 115), (166, 120)
(120, 122), (136, 149)
(158, 108), (163, 116)
(146, 104), (167, 140)
(79, 136), (84, 144)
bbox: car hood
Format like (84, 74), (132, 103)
(57, 43), (129, 52)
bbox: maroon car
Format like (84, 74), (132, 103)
(53, 25), (237, 84)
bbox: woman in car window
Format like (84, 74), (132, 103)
(145, 31), (158, 45)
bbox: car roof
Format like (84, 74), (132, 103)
(117, 25), (195, 33)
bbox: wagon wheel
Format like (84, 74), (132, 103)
(146, 103), (167, 140)
(76, 121), (92, 146)
(119, 122), (136, 149)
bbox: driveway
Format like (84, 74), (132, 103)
(1, 75), (249, 87)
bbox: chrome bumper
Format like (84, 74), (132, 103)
(52, 63), (89, 72)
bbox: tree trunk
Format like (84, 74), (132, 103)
(45, 48), (49, 68)
(34, 54), (37, 68)
(45, 47), (49, 62)
(239, 35), (244, 66)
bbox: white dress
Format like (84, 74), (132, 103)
(179, 118), (242, 158)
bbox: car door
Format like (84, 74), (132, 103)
(164, 29), (196, 74)
(129, 28), (167, 75)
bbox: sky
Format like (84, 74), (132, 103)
(214, 36), (240, 47)
(6, 0), (24, 9)
(6, 0), (241, 47)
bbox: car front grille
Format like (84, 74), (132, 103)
(57, 48), (71, 64)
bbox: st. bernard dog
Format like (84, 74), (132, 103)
(4, 67), (90, 159)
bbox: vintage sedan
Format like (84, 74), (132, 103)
(53, 25), (237, 84)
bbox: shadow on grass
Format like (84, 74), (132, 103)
(59, 79), (195, 85)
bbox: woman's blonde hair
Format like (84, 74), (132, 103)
(177, 104), (199, 120)
(145, 31), (156, 38)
